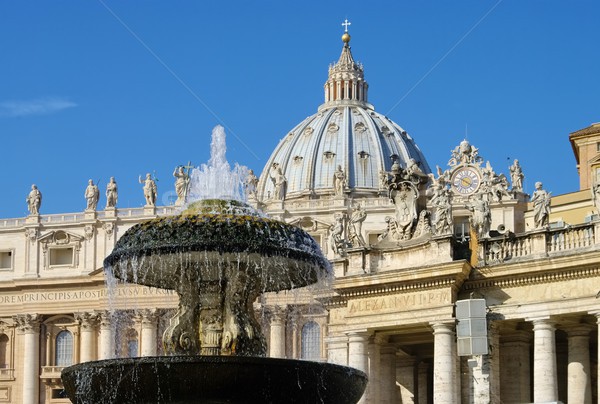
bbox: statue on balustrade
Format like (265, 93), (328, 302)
(348, 204), (367, 247)
(466, 193), (491, 238)
(84, 179), (100, 211)
(105, 177), (118, 209)
(509, 159), (524, 192)
(271, 166), (287, 201)
(173, 166), (190, 206)
(26, 184), (42, 215)
(531, 181), (551, 228)
(333, 165), (348, 197)
(139, 173), (158, 207)
(329, 213), (347, 256)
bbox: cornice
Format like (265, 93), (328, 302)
(464, 265), (600, 291)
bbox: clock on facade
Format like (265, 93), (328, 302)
(451, 166), (481, 195)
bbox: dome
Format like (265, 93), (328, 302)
(257, 30), (431, 201)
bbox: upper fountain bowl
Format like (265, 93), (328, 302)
(103, 199), (330, 293)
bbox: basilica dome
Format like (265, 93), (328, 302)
(257, 32), (431, 201)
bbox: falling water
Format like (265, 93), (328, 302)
(187, 125), (249, 203)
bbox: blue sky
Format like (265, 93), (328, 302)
(1, 1), (599, 218)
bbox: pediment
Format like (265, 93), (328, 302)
(289, 216), (331, 232)
(38, 230), (84, 245)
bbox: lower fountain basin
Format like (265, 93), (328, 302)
(61, 356), (368, 404)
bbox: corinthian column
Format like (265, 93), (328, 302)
(76, 312), (99, 363)
(14, 314), (40, 404)
(431, 322), (457, 404)
(98, 311), (115, 360)
(531, 318), (558, 403)
(137, 309), (158, 357)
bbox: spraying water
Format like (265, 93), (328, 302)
(187, 125), (249, 203)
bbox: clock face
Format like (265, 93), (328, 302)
(451, 167), (480, 195)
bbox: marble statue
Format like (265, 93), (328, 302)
(592, 181), (600, 213)
(273, 167), (287, 201)
(448, 139), (482, 167)
(491, 174), (512, 202)
(26, 184), (42, 215)
(531, 181), (551, 228)
(329, 213), (347, 256)
(139, 173), (158, 207)
(413, 210), (432, 238)
(245, 169), (259, 197)
(84, 179), (100, 211)
(105, 177), (118, 209)
(333, 165), (348, 196)
(348, 204), (367, 247)
(509, 159), (524, 192)
(432, 188), (452, 235)
(173, 166), (190, 206)
(466, 193), (491, 238)
(378, 170), (389, 191)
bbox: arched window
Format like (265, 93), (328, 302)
(125, 329), (138, 358)
(0, 334), (8, 368)
(55, 331), (73, 367)
(301, 321), (321, 361)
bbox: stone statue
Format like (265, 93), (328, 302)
(509, 159), (524, 192)
(26, 184), (42, 215)
(272, 167), (287, 201)
(245, 169), (259, 197)
(348, 204), (367, 247)
(139, 173), (158, 207)
(449, 139), (482, 167)
(531, 181), (551, 228)
(329, 213), (347, 256)
(105, 177), (118, 209)
(491, 174), (512, 202)
(413, 210), (432, 238)
(333, 165), (347, 196)
(378, 170), (389, 191)
(173, 166), (190, 206)
(432, 188), (452, 235)
(84, 179), (100, 211)
(466, 193), (491, 238)
(592, 181), (600, 213)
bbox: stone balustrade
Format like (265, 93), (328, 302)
(40, 366), (65, 379)
(482, 222), (599, 265)
(0, 206), (177, 229)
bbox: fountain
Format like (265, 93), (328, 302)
(61, 126), (367, 403)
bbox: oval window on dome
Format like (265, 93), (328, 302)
(354, 122), (367, 134)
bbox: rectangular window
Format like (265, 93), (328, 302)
(0, 251), (12, 270)
(49, 248), (74, 267)
(597, 142), (600, 152)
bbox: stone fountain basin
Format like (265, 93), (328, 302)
(104, 212), (330, 292)
(61, 356), (368, 404)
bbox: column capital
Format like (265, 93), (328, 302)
(430, 321), (455, 335)
(13, 314), (41, 333)
(75, 311), (100, 330)
(98, 310), (114, 329)
(566, 324), (593, 338)
(528, 317), (556, 331)
(135, 308), (159, 329)
(346, 330), (371, 343)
